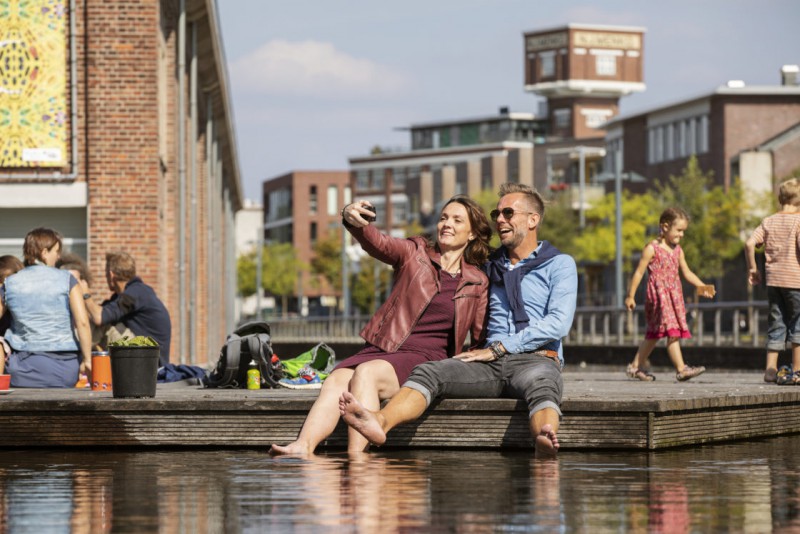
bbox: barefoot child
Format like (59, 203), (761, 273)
(745, 178), (800, 384)
(625, 207), (715, 382)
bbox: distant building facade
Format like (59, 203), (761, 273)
(262, 171), (351, 315)
(0, 0), (242, 363)
(604, 67), (800, 197)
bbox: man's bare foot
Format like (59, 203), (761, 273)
(339, 392), (387, 446)
(534, 424), (559, 458)
(269, 442), (312, 456)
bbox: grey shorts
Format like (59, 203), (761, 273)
(766, 286), (800, 351)
(404, 352), (563, 418)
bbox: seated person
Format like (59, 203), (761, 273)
(0, 255), (24, 372)
(82, 252), (172, 366)
(0, 228), (92, 387)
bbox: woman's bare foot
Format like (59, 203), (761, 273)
(269, 441), (312, 456)
(534, 424), (559, 458)
(339, 392), (387, 446)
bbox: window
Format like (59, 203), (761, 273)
(392, 202), (408, 225)
(327, 185), (338, 216)
(540, 52), (555, 77)
(596, 54), (616, 76)
(309, 185), (317, 214)
(355, 169), (369, 190)
(392, 167), (407, 189)
(372, 169), (385, 191)
(554, 109), (571, 129)
(310, 222), (317, 244)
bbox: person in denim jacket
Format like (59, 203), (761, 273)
(271, 195), (492, 455)
(0, 228), (92, 388)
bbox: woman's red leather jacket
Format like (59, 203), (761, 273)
(348, 223), (489, 354)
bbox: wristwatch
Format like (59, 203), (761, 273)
(83, 293), (92, 300)
(489, 341), (507, 360)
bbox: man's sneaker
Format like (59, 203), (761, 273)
(676, 365), (706, 382)
(279, 366), (322, 389)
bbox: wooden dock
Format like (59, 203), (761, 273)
(2, 368), (799, 450)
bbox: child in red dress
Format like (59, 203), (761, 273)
(624, 207), (715, 381)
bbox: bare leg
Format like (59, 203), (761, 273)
(270, 368), (354, 456)
(665, 337), (686, 371)
(340, 387), (428, 446)
(345, 360), (400, 452)
(531, 407), (560, 458)
(791, 343), (800, 371)
(629, 338), (658, 371)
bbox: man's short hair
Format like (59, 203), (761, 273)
(57, 252), (92, 285)
(498, 182), (545, 218)
(778, 178), (800, 206)
(106, 251), (136, 282)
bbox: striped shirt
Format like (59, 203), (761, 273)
(750, 212), (800, 289)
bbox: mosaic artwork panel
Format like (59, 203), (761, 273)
(0, 0), (68, 168)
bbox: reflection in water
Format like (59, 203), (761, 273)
(0, 435), (799, 532)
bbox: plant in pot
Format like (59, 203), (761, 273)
(108, 336), (160, 398)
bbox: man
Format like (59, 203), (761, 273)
(83, 252), (172, 366)
(340, 183), (577, 457)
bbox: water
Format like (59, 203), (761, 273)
(0, 435), (798, 532)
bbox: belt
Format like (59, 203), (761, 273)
(531, 349), (559, 360)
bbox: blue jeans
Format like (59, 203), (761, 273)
(766, 286), (800, 351)
(405, 352), (563, 418)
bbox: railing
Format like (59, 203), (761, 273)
(266, 301), (769, 348)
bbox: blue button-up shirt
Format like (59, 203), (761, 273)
(486, 242), (578, 366)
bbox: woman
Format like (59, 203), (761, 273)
(271, 195), (493, 455)
(0, 228), (92, 387)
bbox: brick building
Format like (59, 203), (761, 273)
(262, 171), (351, 316)
(0, 0), (242, 364)
(603, 67), (800, 195)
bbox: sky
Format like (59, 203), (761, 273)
(216, 0), (800, 202)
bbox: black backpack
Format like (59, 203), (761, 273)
(204, 321), (284, 388)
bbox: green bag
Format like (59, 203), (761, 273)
(280, 342), (336, 380)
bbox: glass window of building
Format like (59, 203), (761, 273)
(393, 167), (407, 188)
(309, 185), (317, 214)
(540, 52), (555, 77)
(372, 169), (385, 190)
(392, 202), (407, 225)
(355, 169), (369, 190)
(596, 54), (616, 76)
(554, 109), (571, 129)
(310, 222), (317, 244)
(327, 185), (338, 216)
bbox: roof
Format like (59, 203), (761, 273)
(523, 23), (647, 35)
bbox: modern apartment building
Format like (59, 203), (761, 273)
(349, 23), (646, 232)
(262, 171), (351, 315)
(0, 0), (241, 363)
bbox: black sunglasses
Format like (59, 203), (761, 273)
(490, 208), (535, 221)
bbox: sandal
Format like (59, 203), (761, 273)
(777, 368), (800, 386)
(626, 363), (656, 381)
(676, 364), (706, 382)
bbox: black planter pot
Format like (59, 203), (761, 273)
(109, 346), (160, 398)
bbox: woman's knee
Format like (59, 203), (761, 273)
(351, 360), (398, 390)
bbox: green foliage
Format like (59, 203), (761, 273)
(311, 231), (343, 292)
(263, 242), (305, 298)
(539, 191), (580, 257)
(472, 188), (502, 248)
(572, 191), (661, 266)
(237, 251), (257, 298)
(654, 156), (745, 279)
(109, 335), (158, 347)
(351, 255), (392, 314)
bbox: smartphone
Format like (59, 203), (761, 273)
(364, 205), (377, 222)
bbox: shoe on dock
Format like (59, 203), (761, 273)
(676, 365), (706, 382)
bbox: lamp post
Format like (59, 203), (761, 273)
(255, 227), (263, 321)
(614, 150), (624, 309)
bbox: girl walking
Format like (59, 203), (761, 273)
(624, 207), (715, 382)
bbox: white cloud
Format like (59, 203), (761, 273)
(230, 39), (411, 99)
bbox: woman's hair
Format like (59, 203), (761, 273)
(659, 207), (689, 231)
(438, 195), (493, 266)
(22, 227), (63, 267)
(778, 178), (800, 206)
(0, 255), (23, 284)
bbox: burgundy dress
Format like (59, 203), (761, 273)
(334, 270), (460, 384)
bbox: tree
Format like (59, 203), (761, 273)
(351, 255), (392, 315)
(539, 190), (580, 257)
(311, 230), (343, 293)
(236, 251), (258, 298)
(654, 156), (746, 280)
(262, 242), (305, 316)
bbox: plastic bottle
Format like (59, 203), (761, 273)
(246, 360), (261, 390)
